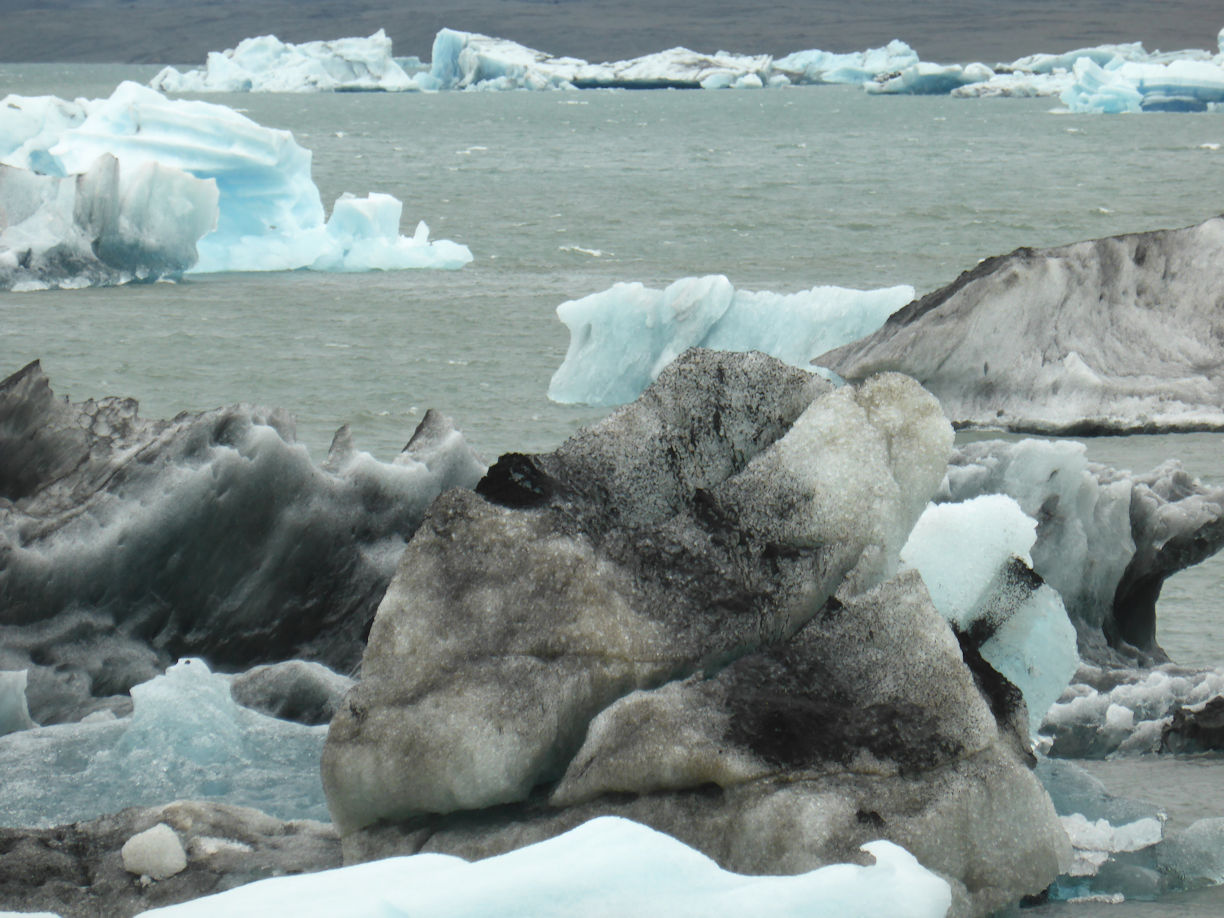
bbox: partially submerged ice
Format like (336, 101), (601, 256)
(0, 360), (486, 724)
(939, 438), (1224, 665)
(134, 817), (953, 918)
(548, 274), (913, 406)
(0, 153), (217, 291)
(0, 82), (470, 284)
(0, 659), (329, 827)
(819, 216), (1224, 435)
(152, 30), (419, 94)
(323, 349), (1069, 916)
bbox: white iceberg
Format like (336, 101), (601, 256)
(152, 30), (418, 94)
(0, 82), (471, 276)
(0, 153), (218, 291)
(900, 495), (1080, 735)
(547, 274), (913, 406)
(774, 40), (919, 85)
(136, 817), (952, 918)
(422, 28), (775, 91)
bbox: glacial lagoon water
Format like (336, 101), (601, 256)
(4, 63), (1224, 913)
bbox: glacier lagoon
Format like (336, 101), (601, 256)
(5, 59), (1224, 916)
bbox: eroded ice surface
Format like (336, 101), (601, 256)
(152, 30), (418, 94)
(900, 495), (1080, 735)
(0, 659), (328, 828)
(0, 82), (470, 279)
(0, 153), (217, 291)
(547, 275), (913, 406)
(138, 817), (952, 918)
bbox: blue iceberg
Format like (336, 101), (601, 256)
(0, 82), (471, 280)
(547, 275), (913, 406)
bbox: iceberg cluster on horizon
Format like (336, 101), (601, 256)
(0, 81), (470, 289)
(149, 25), (1224, 111)
(547, 275), (913, 406)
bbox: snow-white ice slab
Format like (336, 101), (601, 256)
(152, 30), (418, 93)
(0, 83), (471, 275)
(0, 659), (328, 827)
(137, 817), (952, 918)
(901, 495), (1080, 735)
(548, 275), (913, 406)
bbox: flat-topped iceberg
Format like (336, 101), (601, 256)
(548, 275), (913, 406)
(0, 82), (470, 280)
(422, 28), (777, 91)
(152, 30), (418, 94)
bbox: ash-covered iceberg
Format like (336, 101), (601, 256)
(0, 82), (471, 277)
(0, 360), (486, 725)
(819, 216), (1224, 435)
(548, 275), (913, 406)
(0, 659), (330, 827)
(324, 349), (1069, 916)
(152, 30), (419, 94)
(133, 818), (952, 918)
(0, 152), (217, 291)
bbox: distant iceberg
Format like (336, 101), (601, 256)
(548, 275), (913, 406)
(152, 30), (420, 94)
(0, 82), (471, 284)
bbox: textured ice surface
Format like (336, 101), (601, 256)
(0, 362), (487, 724)
(0, 153), (217, 291)
(0, 83), (470, 276)
(941, 438), (1224, 665)
(548, 275), (913, 406)
(773, 40), (919, 84)
(1044, 665), (1224, 757)
(822, 217), (1224, 435)
(901, 496), (1079, 734)
(0, 659), (328, 828)
(1063, 56), (1224, 113)
(138, 818), (952, 918)
(0, 670), (36, 736)
(152, 31), (418, 93)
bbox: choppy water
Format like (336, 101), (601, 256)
(4, 64), (1224, 912)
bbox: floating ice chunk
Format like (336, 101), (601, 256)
(951, 71), (1075, 98)
(1062, 57), (1224, 112)
(0, 82), (469, 275)
(0, 670), (36, 736)
(867, 62), (995, 95)
(136, 817), (952, 918)
(0, 153), (218, 291)
(152, 31), (418, 94)
(901, 495), (1080, 734)
(774, 40), (919, 85)
(1043, 664), (1224, 757)
(424, 29), (775, 91)
(548, 275), (913, 406)
(0, 659), (328, 827)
